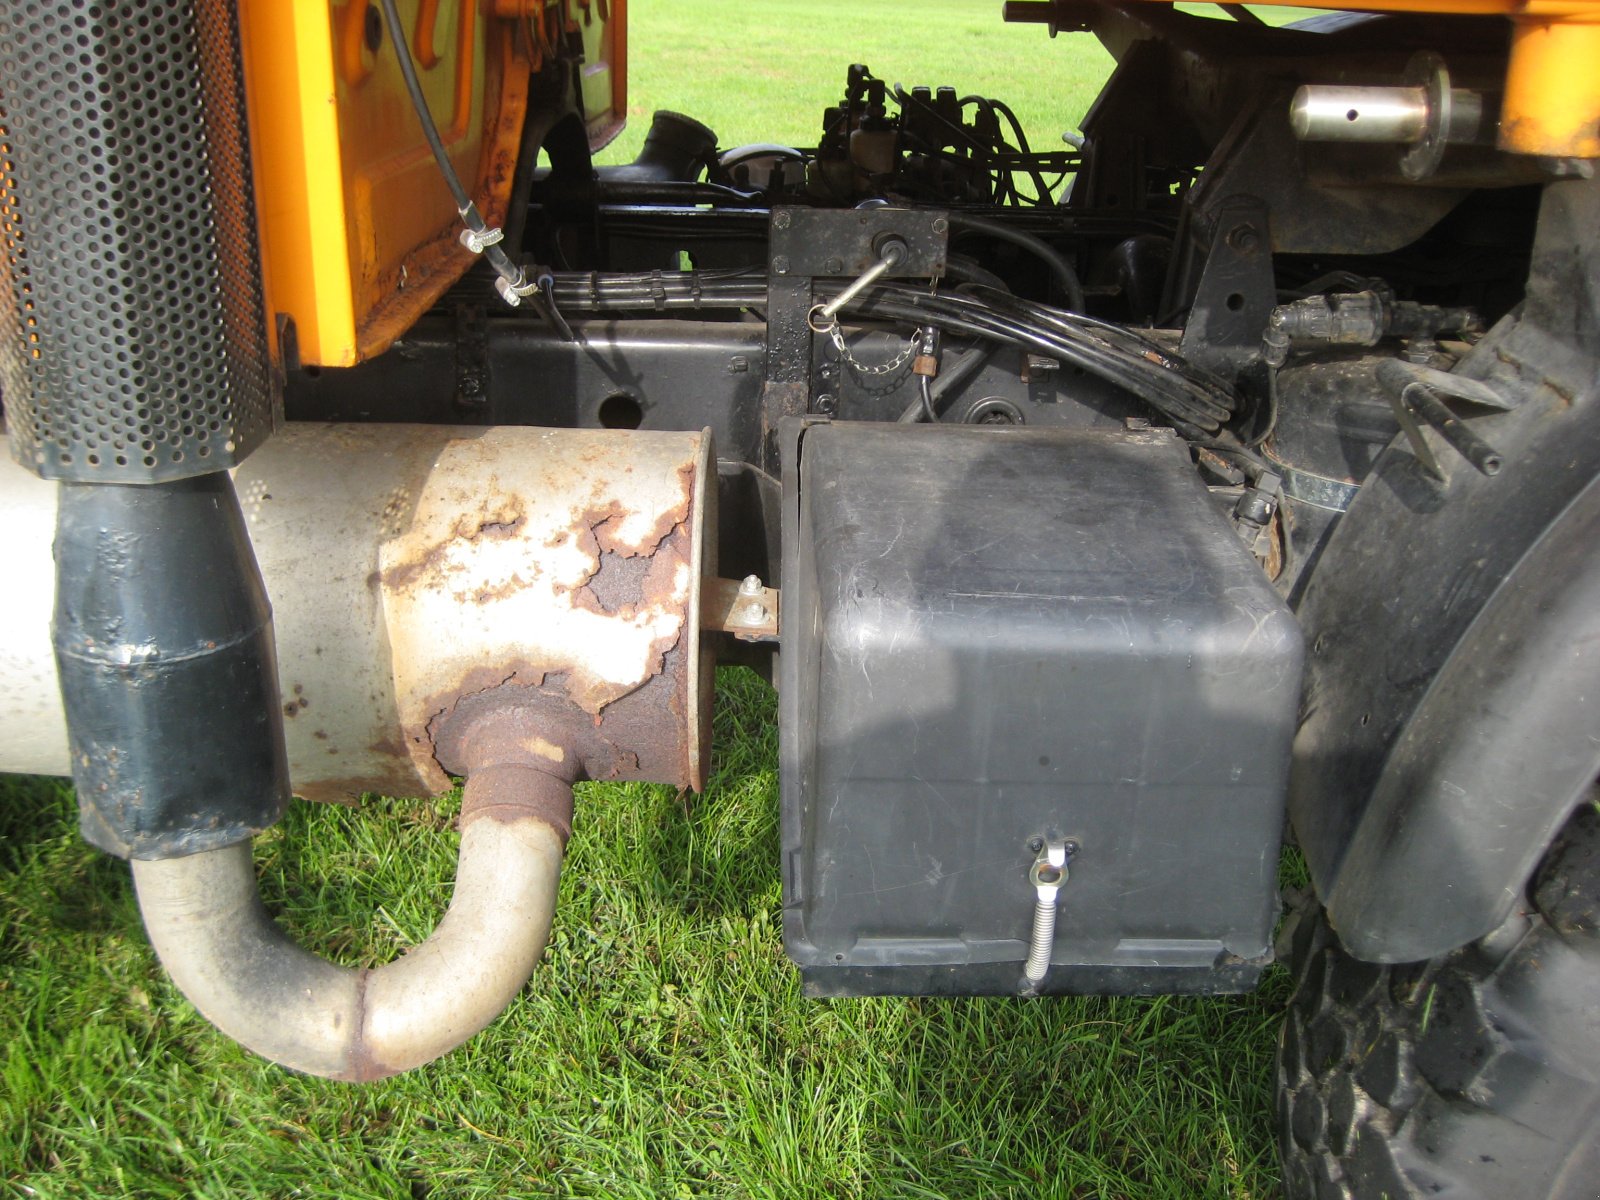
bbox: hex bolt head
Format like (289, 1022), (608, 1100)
(772, 255), (790, 275)
(739, 574), (763, 596)
(773, 210), (791, 230)
(824, 257), (844, 275)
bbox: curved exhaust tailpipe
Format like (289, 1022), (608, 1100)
(133, 744), (574, 1082)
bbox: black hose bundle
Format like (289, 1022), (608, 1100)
(546, 270), (1239, 436)
(945, 213), (1085, 311)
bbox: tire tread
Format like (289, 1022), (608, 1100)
(1278, 800), (1600, 1200)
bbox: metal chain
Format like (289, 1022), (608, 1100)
(827, 322), (917, 378)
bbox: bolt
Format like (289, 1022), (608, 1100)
(738, 600), (769, 626)
(931, 217), (948, 234)
(1227, 223), (1260, 253)
(823, 257), (844, 275)
(773, 210), (791, 230)
(1027, 836), (1045, 853)
(739, 574), (763, 596)
(772, 255), (790, 275)
(727, 355), (749, 374)
(816, 393), (837, 415)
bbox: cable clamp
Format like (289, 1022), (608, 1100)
(460, 225), (506, 254)
(494, 271), (540, 307)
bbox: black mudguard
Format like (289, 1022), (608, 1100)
(1290, 176), (1600, 962)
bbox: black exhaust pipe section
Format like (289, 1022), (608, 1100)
(53, 475), (290, 859)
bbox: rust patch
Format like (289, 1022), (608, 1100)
(293, 769), (414, 807)
(588, 463), (697, 559)
(379, 540), (451, 595)
(459, 761), (575, 844)
(294, 781), (368, 807)
(422, 625), (690, 791)
(382, 434), (706, 794)
(471, 573), (534, 606)
(583, 550), (653, 614)
(455, 504), (525, 542)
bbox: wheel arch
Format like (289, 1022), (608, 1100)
(1289, 175), (1600, 963)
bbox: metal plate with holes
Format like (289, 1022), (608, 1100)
(0, 0), (276, 483)
(769, 206), (949, 278)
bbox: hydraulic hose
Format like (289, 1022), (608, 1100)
(947, 213), (1086, 312)
(131, 753), (575, 1082)
(896, 343), (996, 422)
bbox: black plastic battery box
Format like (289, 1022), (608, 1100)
(779, 422), (1304, 997)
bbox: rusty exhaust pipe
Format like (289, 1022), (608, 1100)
(131, 721), (576, 1082)
(0, 423), (714, 1079)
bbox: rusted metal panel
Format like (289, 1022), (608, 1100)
(379, 426), (713, 793)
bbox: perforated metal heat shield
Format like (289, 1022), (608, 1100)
(0, 0), (277, 483)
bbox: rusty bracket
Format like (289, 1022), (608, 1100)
(704, 575), (780, 643)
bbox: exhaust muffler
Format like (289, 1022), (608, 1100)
(0, 423), (714, 1078)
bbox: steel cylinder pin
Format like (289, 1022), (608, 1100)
(817, 237), (908, 322)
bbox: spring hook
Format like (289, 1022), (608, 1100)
(1023, 838), (1074, 991)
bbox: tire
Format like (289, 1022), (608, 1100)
(1278, 799), (1600, 1200)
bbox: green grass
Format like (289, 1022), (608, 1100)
(596, 2), (1325, 168)
(595, 0), (1115, 167)
(2, 6), (1293, 1196)
(1, 671), (1286, 1199)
